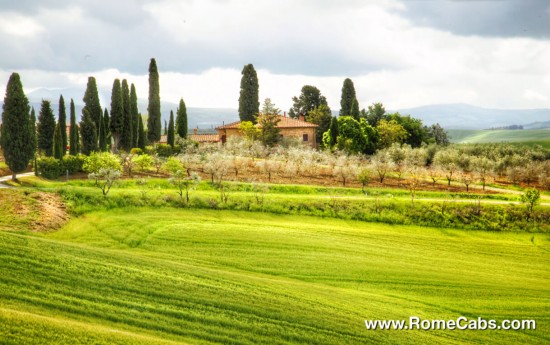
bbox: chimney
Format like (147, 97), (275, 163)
(194, 127), (198, 135)
(299, 115), (305, 122)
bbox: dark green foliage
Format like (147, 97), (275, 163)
(36, 156), (63, 179)
(82, 77), (102, 137)
(130, 84), (139, 147)
(37, 100), (56, 157)
(167, 110), (175, 147)
(256, 113), (281, 147)
(120, 79), (133, 151)
(109, 79), (124, 151)
(53, 123), (64, 160)
(103, 108), (111, 151)
(30, 107), (37, 152)
(339, 78), (356, 116)
(176, 98), (188, 138)
(336, 116), (367, 154)
(62, 155), (85, 174)
(98, 108), (106, 152)
(80, 109), (97, 155)
(366, 103), (386, 126)
(427, 123), (449, 145)
(360, 119), (378, 155)
(69, 99), (78, 155)
(155, 143), (174, 157)
(290, 85), (327, 120)
(164, 120), (167, 135)
(387, 113), (427, 148)
(307, 104), (332, 144)
(137, 115), (146, 150)
(58, 95), (67, 155)
(238, 64), (259, 123)
(350, 98), (360, 120)
(1, 73), (35, 179)
(147, 58), (161, 142)
(329, 116), (339, 147)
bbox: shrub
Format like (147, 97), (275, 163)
(36, 156), (63, 179)
(62, 155), (85, 174)
(83, 152), (122, 174)
(155, 144), (173, 157)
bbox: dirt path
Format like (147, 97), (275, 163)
(0, 172), (35, 188)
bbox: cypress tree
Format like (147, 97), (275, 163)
(76, 123), (81, 153)
(350, 98), (360, 121)
(80, 109), (97, 155)
(103, 108), (111, 151)
(30, 107), (37, 152)
(37, 100), (56, 157)
(164, 120), (167, 135)
(130, 83), (139, 147)
(147, 58), (161, 142)
(238, 64), (259, 123)
(1, 73), (35, 180)
(137, 115), (146, 150)
(98, 108), (106, 151)
(329, 116), (339, 147)
(82, 76), (102, 139)
(339, 78), (356, 116)
(58, 95), (67, 155)
(110, 79), (124, 151)
(69, 99), (78, 155)
(167, 110), (175, 147)
(176, 98), (188, 138)
(53, 123), (64, 159)
(121, 79), (133, 151)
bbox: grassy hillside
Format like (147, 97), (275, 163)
(1, 208), (549, 344)
(448, 129), (550, 148)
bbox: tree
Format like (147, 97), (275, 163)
(83, 151), (122, 174)
(110, 79), (124, 151)
(30, 107), (37, 153)
(58, 95), (67, 155)
(69, 99), (78, 155)
(82, 76), (102, 139)
(147, 58), (161, 142)
(376, 119), (408, 149)
(137, 116), (146, 150)
(350, 98), (360, 120)
(120, 79), (133, 151)
(339, 78), (356, 116)
(80, 109), (98, 155)
(98, 105), (106, 152)
(37, 100), (56, 157)
(130, 83), (139, 147)
(290, 85), (327, 120)
(386, 113), (427, 148)
(307, 104), (332, 145)
(238, 64), (259, 122)
(53, 123), (64, 160)
(366, 103), (386, 126)
(427, 123), (449, 145)
(521, 188), (540, 214)
(176, 98), (188, 138)
(433, 148), (460, 186)
(167, 110), (175, 147)
(103, 108), (111, 151)
(89, 168), (121, 197)
(239, 121), (260, 141)
(329, 116), (339, 147)
(336, 116), (367, 154)
(256, 113), (281, 147)
(261, 98), (281, 115)
(357, 167), (372, 192)
(1, 73), (35, 180)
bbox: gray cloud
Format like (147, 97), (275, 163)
(401, 0), (550, 39)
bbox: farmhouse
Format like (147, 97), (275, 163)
(216, 114), (318, 147)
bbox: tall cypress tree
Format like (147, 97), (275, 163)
(238, 64), (259, 123)
(82, 76), (102, 140)
(147, 58), (161, 142)
(69, 99), (78, 155)
(137, 115), (146, 150)
(176, 98), (188, 138)
(37, 100), (56, 157)
(350, 98), (360, 120)
(329, 116), (339, 147)
(30, 107), (37, 152)
(130, 83), (139, 147)
(1, 73), (35, 180)
(167, 110), (175, 147)
(98, 108), (106, 151)
(121, 79), (132, 151)
(80, 109), (97, 155)
(339, 78), (356, 116)
(58, 95), (67, 155)
(103, 108), (111, 151)
(53, 123), (64, 159)
(110, 79), (124, 151)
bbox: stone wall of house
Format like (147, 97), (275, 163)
(218, 127), (317, 147)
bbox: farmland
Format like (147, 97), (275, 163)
(448, 129), (550, 148)
(1, 206), (549, 344)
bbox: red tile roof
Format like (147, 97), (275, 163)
(189, 134), (220, 142)
(216, 115), (317, 130)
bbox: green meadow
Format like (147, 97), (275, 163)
(1, 207), (549, 344)
(448, 129), (550, 148)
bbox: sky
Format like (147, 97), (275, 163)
(0, 0), (549, 112)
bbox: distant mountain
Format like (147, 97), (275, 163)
(523, 120), (550, 130)
(396, 103), (550, 130)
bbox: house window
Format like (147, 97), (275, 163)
(303, 133), (308, 142)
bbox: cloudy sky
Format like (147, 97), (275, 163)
(1, 0), (549, 111)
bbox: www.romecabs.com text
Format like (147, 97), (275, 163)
(365, 316), (536, 331)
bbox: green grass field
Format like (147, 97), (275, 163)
(1, 208), (549, 344)
(448, 129), (550, 148)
